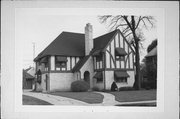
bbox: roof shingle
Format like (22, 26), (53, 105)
(34, 31), (85, 61)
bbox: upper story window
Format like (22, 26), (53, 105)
(96, 55), (103, 62)
(55, 56), (67, 70)
(93, 50), (103, 62)
(115, 48), (127, 61)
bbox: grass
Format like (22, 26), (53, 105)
(23, 95), (52, 105)
(115, 102), (156, 106)
(49, 92), (104, 104)
(109, 90), (156, 102)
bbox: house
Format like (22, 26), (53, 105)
(34, 23), (135, 92)
(144, 46), (157, 89)
(23, 68), (35, 89)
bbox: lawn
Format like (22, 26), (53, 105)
(23, 95), (53, 105)
(109, 90), (156, 102)
(49, 92), (104, 104)
(115, 102), (156, 106)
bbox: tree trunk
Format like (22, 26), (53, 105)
(131, 16), (141, 90)
(134, 40), (141, 90)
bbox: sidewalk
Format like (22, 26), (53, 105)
(92, 92), (120, 106)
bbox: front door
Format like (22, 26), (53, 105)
(84, 71), (90, 84)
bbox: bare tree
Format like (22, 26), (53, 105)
(99, 15), (156, 90)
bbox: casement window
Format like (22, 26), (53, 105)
(93, 72), (103, 83)
(55, 56), (67, 70)
(115, 55), (125, 61)
(115, 77), (127, 83)
(114, 71), (129, 83)
(115, 48), (127, 61)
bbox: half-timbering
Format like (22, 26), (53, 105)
(34, 23), (135, 92)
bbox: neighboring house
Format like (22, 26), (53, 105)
(34, 23), (135, 92)
(25, 66), (35, 77)
(145, 46), (157, 89)
(23, 69), (35, 89)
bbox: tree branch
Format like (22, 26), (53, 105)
(135, 16), (142, 30)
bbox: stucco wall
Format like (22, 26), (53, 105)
(80, 56), (94, 89)
(105, 70), (135, 90)
(49, 73), (74, 91)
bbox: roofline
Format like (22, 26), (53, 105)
(100, 29), (135, 54)
(117, 29), (135, 54)
(34, 31), (85, 61)
(102, 29), (119, 52)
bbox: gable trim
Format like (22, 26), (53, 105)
(117, 30), (135, 54)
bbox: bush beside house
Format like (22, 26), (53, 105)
(71, 80), (90, 92)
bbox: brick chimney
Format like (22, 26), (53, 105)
(85, 23), (93, 55)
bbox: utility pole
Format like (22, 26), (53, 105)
(32, 42), (35, 68)
(32, 42), (35, 60)
(32, 42), (36, 90)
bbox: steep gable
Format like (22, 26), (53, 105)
(93, 30), (118, 52)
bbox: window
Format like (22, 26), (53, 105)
(96, 55), (102, 62)
(55, 61), (67, 70)
(115, 55), (125, 61)
(114, 71), (129, 83)
(115, 77), (127, 83)
(55, 56), (67, 70)
(115, 48), (127, 61)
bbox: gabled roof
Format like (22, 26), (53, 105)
(34, 31), (85, 61)
(145, 47), (157, 57)
(25, 67), (32, 72)
(23, 70), (34, 79)
(93, 29), (118, 52)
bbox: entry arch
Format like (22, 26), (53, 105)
(83, 71), (90, 84)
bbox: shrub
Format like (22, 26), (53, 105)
(119, 86), (134, 91)
(71, 80), (90, 92)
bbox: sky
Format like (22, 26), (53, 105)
(15, 9), (157, 69)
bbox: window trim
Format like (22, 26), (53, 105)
(115, 77), (128, 83)
(55, 56), (67, 71)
